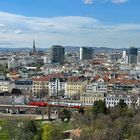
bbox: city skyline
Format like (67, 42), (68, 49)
(0, 0), (140, 48)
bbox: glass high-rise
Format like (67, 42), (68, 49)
(80, 47), (94, 60)
(51, 45), (65, 64)
(126, 47), (138, 64)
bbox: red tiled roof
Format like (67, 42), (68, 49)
(32, 77), (50, 81)
(32, 74), (64, 81)
(67, 76), (86, 82)
(103, 76), (110, 82)
(109, 78), (140, 85)
(94, 75), (101, 81)
(11, 77), (20, 81)
(67, 76), (80, 82)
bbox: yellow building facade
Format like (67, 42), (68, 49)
(66, 79), (87, 98)
(0, 81), (10, 92)
(32, 77), (49, 95)
(80, 92), (105, 104)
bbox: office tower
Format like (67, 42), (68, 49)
(51, 45), (65, 64)
(122, 51), (126, 62)
(138, 51), (140, 64)
(80, 47), (94, 60)
(108, 52), (122, 62)
(126, 47), (138, 64)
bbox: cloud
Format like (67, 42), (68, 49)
(111, 0), (128, 4)
(0, 11), (139, 48)
(83, 0), (128, 4)
(83, 0), (93, 4)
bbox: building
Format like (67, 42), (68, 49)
(35, 58), (44, 66)
(80, 47), (94, 60)
(0, 81), (10, 93)
(105, 93), (140, 108)
(80, 92), (105, 105)
(30, 40), (37, 56)
(32, 74), (64, 95)
(8, 57), (19, 69)
(0, 76), (11, 93)
(51, 45), (65, 65)
(126, 47), (138, 65)
(122, 51), (126, 62)
(86, 83), (107, 93)
(137, 51), (140, 64)
(32, 77), (49, 95)
(14, 79), (33, 94)
(108, 52), (122, 62)
(0, 93), (12, 104)
(33, 40), (37, 54)
(49, 78), (66, 97)
(66, 76), (87, 98)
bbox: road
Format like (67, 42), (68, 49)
(0, 112), (57, 120)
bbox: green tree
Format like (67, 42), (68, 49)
(78, 107), (85, 115)
(117, 99), (127, 108)
(93, 100), (107, 117)
(115, 99), (134, 118)
(19, 121), (38, 140)
(42, 124), (52, 140)
(42, 124), (62, 140)
(129, 126), (140, 140)
(59, 108), (71, 122)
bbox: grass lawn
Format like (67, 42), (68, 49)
(0, 121), (9, 140)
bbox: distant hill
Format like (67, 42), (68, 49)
(0, 46), (137, 53)
(64, 46), (127, 53)
(0, 47), (47, 52)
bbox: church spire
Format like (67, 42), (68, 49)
(33, 39), (36, 54)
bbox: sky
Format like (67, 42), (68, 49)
(0, 0), (140, 48)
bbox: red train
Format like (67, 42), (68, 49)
(28, 101), (82, 109)
(29, 101), (48, 107)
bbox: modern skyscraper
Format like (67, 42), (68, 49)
(126, 47), (138, 64)
(51, 45), (65, 64)
(108, 52), (122, 62)
(80, 47), (94, 60)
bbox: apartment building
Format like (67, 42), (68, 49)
(86, 83), (107, 93)
(32, 74), (64, 96)
(66, 76), (87, 98)
(32, 77), (49, 95)
(14, 79), (33, 94)
(0, 81), (10, 92)
(80, 92), (105, 105)
(105, 93), (140, 108)
(0, 75), (11, 93)
(49, 78), (66, 97)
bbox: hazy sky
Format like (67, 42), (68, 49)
(0, 0), (140, 48)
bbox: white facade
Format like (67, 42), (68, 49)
(80, 47), (94, 60)
(8, 58), (19, 69)
(138, 51), (140, 64)
(105, 94), (139, 108)
(122, 51), (126, 63)
(80, 47), (82, 60)
(49, 78), (66, 96)
(86, 83), (107, 93)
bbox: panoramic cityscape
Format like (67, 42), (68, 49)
(0, 0), (140, 140)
